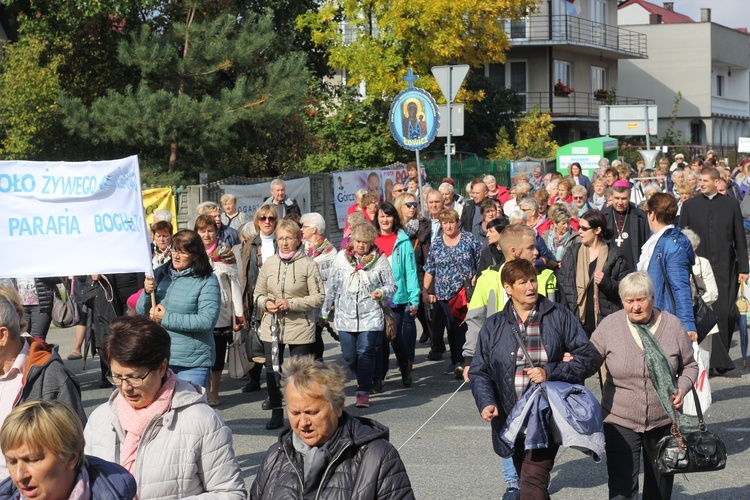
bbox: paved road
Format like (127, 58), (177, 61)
(48, 326), (750, 498)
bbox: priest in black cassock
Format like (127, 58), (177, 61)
(601, 182), (650, 271)
(680, 166), (749, 373)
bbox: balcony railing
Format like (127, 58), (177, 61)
(506, 15), (648, 58)
(521, 92), (655, 118)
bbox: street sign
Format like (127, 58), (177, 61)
(432, 65), (470, 103)
(436, 104), (464, 137)
(599, 105), (658, 136)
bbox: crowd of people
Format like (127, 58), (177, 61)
(0, 153), (747, 499)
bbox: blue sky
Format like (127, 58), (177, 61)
(675, 0), (750, 29)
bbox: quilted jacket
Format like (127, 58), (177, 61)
(84, 378), (246, 499)
(250, 413), (414, 500)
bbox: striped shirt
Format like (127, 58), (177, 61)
(512, 305), (548, 400)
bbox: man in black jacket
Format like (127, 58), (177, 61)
(460, 180), (489, 232)
(263, 178), (302, 220)
(680, 166), (749, 373)
(601, 182), (649, 271)
(251, 356), (414, 499)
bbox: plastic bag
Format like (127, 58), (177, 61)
(682, 341), (711, 417)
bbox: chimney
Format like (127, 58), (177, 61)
(663, 2), (674, 12)
(701, 8), (711, 22)
(649, 14), (662, 24)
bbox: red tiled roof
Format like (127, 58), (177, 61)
(618, 0), (695, 24)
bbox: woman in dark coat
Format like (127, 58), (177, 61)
(558, 210), (629, 337)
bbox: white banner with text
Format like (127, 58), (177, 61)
(0, 156), (153, 278)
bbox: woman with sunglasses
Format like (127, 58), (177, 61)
(374, 202), (420, 388)
(238, 206), (279, 394)
(395, 193), (432, 344)
(557, 210), (629, 337)
(84, 316), (246, 499)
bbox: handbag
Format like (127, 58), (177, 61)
(381, 302), (398, 341)
(654, 386), (727, 475)
(682, 342), (711, 417)
(52, 279), (80, 329)
(227, 328), (253, 379)
(736, 282), (749, 314)
(660, 256), (716, 343)
(244, 298), (266, 364)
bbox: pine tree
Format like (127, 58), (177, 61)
(60, 4), (309, 175)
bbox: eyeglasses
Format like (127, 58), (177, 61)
(579, 225), (592, 232)
(107, 368), (154, 387)
(277, 236), (298, 243)
(404, 202), (418, 208)
(572, 196), (585, 200)
(393, 188), (405, 193)
(172, 249), (191, 256)
(301, 225), (314, 231)
(259, 216), (277, 222)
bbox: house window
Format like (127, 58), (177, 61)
(591, 66), (606, 92)
(509, 61), (527, 94)
(555, 61), (572, 87)
(487, 61), (526, 94)
(716, 75), (724, 97)
(691, 122), (702, 144)
(488, 63), (505, 88)
(509, 19), (528, 39)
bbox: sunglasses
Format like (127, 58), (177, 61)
(404, 202), (418, 208)
(393, 188), (405, 193)
(259, 215), (277, 222)
(572, 196), (585, 200)
(579, 225), (592, 232)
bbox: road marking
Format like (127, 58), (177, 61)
(724, 428), (750, 432)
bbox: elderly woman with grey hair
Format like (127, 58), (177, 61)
(300, 212), (338, 359)
(438, 182), (463, 215)
(542, 203), (580, 263)
(322, 223), (396, 409)
(570, 184), (590, 216)
(590, 271), (697, 500)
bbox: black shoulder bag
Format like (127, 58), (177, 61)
(654, 386), (727, 474)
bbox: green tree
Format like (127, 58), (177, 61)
(0, 36), (61, 158)
(59, 4), (309, 176)
(301, 82), (403, 172)
(297, 0), (539, 99)
(489, 105), (558, 160)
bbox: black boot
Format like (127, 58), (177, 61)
(266, 408), (284, 430)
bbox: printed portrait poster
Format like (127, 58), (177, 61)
(220, 177), (311, 218)
(332, 171), (385, 229)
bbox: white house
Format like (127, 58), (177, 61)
(617, 0), (750, 146)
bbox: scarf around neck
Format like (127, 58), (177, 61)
(306, 237), (335, 260)
(403, 217), (420, 238)
(207, 240), (236, 265)
(630, 318), (681, 426)
(345, 244), (381, 273)
(575, 243), (608, 325)
(116, 369), (177, 474)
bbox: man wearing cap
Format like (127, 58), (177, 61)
(670, 153), (686, 172)
(602, 180), (650, 271)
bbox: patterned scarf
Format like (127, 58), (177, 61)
(116, 369), (177, 474)
(403, 217), (420, 238)
(67, 467), (91, 500)
(345, 244), (381, 274)
(306, 237), (335, 260)
(511, 304), (547, 400)
(207, 240), (236, 265)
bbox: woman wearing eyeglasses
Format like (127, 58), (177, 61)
(254, 219), (326, 430)
(84, 316), (246, 499)
(558, 210), (629, 337)
(137, 230), (221, 388)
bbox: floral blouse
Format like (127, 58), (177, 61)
(423, 231), (482, 301)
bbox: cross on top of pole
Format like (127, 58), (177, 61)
(402, 68), (419, 89)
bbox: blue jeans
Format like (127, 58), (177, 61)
(339, 330), (381, 394)
(172, 366), (210, 388)
(377, 304), (414, 381)
(502, 456), (519, 490)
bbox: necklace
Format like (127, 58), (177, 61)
(614, 210), (629, 247)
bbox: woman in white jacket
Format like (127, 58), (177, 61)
(196, 214), (245, 406)
(84, 316), (246, 500)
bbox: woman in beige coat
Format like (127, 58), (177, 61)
(254, 219), (325, 430)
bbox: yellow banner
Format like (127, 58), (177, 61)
(142, 188), (177, 233)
